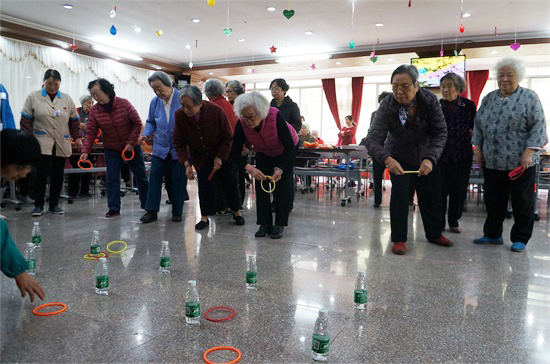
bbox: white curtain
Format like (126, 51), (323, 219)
(0, 36), (155, 127)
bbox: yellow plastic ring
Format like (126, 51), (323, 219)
(260, 176), (276, 193)
(106, 240), (128, 254)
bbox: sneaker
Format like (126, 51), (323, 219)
(48, 206), (64, 215)
(270, 225), (284, 239)
(392, 242), (407, 255)
(255, 225), (273, 237)
(105, 210), (120, 218)
(172, 215), (182, 222)
(140, 211), (157, 224)
(31, 207), (43, 216)
(428, 235), (453, 247)
(511, 242), (526, 252)
(449, 226), (462, 234)
(473, 236), (503, 245)
(195, 220), (209, 230)
(233, 215), (245, 226)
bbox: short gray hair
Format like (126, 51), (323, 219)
(391, 64), (419, 85)
(148, 71), (172, 87)
(79, 94), (93, 105)
(494, 57), (527, 82)
(179, 85), (203, 105)
(226, 80), (244, 95)
(440, 72), (467, 93)
(204, 79), (225, 98)
(233, 91), (270, 121)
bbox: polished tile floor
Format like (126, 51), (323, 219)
(1, 182), (549, 363)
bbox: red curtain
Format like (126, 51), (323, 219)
(322, 79), (341, 130)
(351, 77), (364, 126)
(466, 70), (489, 108)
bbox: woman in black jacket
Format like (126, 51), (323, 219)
(366, 65), (450, 255)
(269, 78), (302, 133)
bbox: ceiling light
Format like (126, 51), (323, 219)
(61, 43), (69, 49)
(246, 68), (252, 72)
(463, 12), (471, 17)
(238, 38), (245, 42)
(208, 72), (214, 75)
(267, 6), (276, 11)
(387, 58), (394, 61)
(93, 45), (143, 61)
(305, 31), (313, 35)
(134, 27), (142, 33)
(63, 4), (73, 9)
(375, 23), (384, 27)
(491, 50), (498, 54)
(276, 53), (331, 63)
(152, 65), (162, 70)
(288, 65), (294, 68)
(185, 45), (191, 49)
(335, 61), (342, 65)
(192, 18), (200, 23)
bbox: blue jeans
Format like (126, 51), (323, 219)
(104, 147), (149, 212)
(145, 155), (188, 216)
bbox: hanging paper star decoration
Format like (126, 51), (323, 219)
(311, 63), (316, 70)
(270, 45), (277, 53)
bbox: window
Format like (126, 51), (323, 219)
(530, 77), (550, 136)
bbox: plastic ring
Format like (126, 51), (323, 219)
(84, 252), (110, 260)
(403, 170), (420, 174)
(121, 149), (135, 161)
(204, 306), (237, 322)
(260, 176), (275, 193)
(203, 346), (242, 364)
(141, 140), (152, 154)
(107, 240), (128, 254)
(77, 159), (93, 170)
(33, 302), (67, 317)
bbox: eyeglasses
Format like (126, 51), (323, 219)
(241, 113), (258, 121)
(391, 83), (414, 92)
(270, 86), (282, 91)
(226, 88), (235, 93)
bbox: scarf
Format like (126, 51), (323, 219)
(398, 98), (416, 125)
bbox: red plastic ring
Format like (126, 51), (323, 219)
(122, 149), (135, 161)
(204, 306), (237, 322)
(141, 140), (152, 154)
(77, 159), (93, 170)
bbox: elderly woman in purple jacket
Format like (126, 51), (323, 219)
(230, 92), (298, 239)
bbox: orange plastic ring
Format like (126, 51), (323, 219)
(122, 149), (135, 161)
(203, 346), (242, 364)
(33, 302), (67, 316)
(141, 140), (152, 154)
(77, 159), (93, 170)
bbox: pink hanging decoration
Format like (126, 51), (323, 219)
(440, 49), (444, 57)
(408, 0), (411, 7)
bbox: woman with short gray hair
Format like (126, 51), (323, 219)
(173, 85), (245, 230)
(204, 79), (238, 131)
(230, 92), (299, 239)
(225, 80), (244, 104)
(438, 73), (476, 234)
(472, 57), (547, 252)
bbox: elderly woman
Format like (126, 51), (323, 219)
(173, 85), (244, 230)
(366, 65), (450, 255)
(225, 80), (245, 105)
(438, 73), (477, 233)
(472, 57), (547, 252)
(80, 78), (149, 218)
(20, 69), (82, 216)
(140, 71), (188, 224)
(230, 92), (298, 239)
(205, 79), (238, 132)
(339, 115), (357, 145)
(269, 78), (302, 133)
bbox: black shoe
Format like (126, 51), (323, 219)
(49, 206), (64, 215)
(270, 225), (284, 239)
(140, 211), (157, 223)
(166, 200), (172, 204)
(255, 225), (273, 237)
(172, 215), (182, 222)
(233, 215), (245, 226)
(79, 192), (93, 197)
(195, 220), (209, 230)
(373, 203), (381, 208)
(68, 194), (78, 199)
(106, 210), (120, 218)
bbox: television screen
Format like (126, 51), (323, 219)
(411, 55), (466, 88)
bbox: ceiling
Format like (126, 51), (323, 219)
(1, 0), (549, 71)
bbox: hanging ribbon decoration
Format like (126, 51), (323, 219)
(370, 26), (378, 63)
(494, 27), (498, 37)
(156, 5), (164, 36)
(510, 26), (521, 51)
(224, 3), (231, 61)
(459, 0), (465, 33)
(440, 35), (444, 57)
(70, 30), (78, 52)
(408, 0), (412, 7)
(109, 3), (117, 35)
(349, 0), (355, 49)
(453, 16), (459, 56)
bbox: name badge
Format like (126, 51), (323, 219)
(0, 92), (6, 100)
(53, 109), (61, 117)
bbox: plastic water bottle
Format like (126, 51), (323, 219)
(354, 270), (367, 310)
(24, 243), (36, 275)
(95, 257), (109, 295)
(90, 230), (101, 255)
(246, 252), (257, 289)
(312, 308), (330, 361)
(159, 241), (170, 273)
(185, 280), (200, 325)
(31, 222), (41, 247)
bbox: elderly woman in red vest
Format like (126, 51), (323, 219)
(230, 92), (299, 239)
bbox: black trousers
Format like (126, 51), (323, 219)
(483, 166), (535, 244)
(255, 152), (294, 226)
(196, 159), (242, 217)
(68, 154), (92, 196)
(389, 164), (444, 242)
(440, 159), (472, 228)
(34, 149), (66, 209)
(238, 167), (246, 205)
(372, 159), (386, 205)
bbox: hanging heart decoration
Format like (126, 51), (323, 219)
(370, 56), (378, 63)
(510, 42), (521, 51)
(223, 28), (233, 36)
(208, 0), (215, 6)
(70, 44), (78, 52)
(440, 49), (444, 57)
(156, 29), (164, 36)
(459, 24), (465, 33)
(110, 9), (116, 19)
(283, 9), (295, 19)
(110, 25), (117, 35)
(453, 50), (458, 57)
(348, 40), (355, 49)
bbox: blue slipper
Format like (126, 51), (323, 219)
(473, 236), (504, 245)
(511, 242), (526, 252)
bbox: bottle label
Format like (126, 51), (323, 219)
(246, 271), (257, 284)
(32, 236), (41, 245)
(160, 257), (170, 268)
(185, 302), (200, 318)
(312, 334), (330, 354)
(96, 276), (109, 289)
(354, 289), (367, 304)
(91, 245), (100, 255)
(27, 259), (35, 271)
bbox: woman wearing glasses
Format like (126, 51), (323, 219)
(366, 65), (450, 255)
(269, 78), (302, 133)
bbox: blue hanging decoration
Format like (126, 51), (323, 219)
(110, 25), (117, 35)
